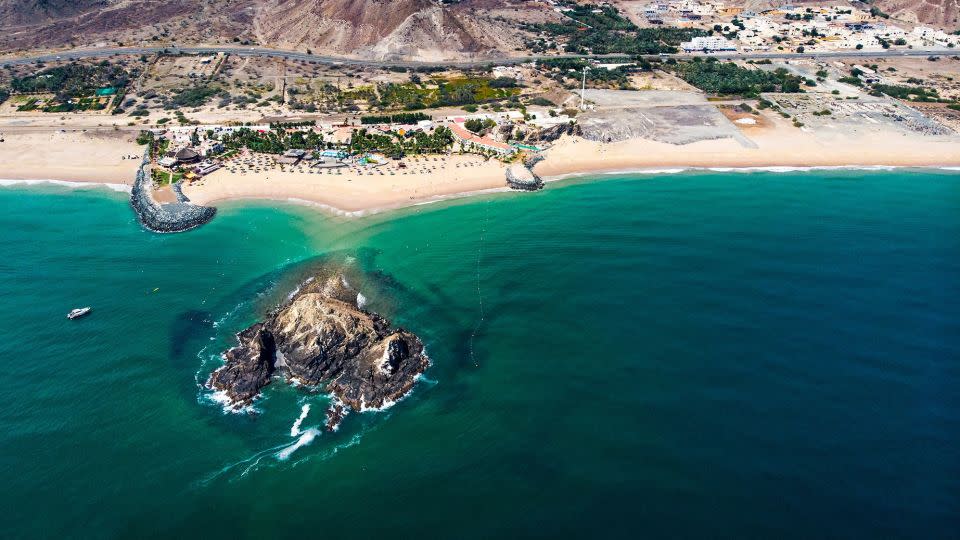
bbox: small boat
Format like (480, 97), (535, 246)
(67, 307), (92, 320)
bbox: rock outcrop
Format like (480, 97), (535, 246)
(207, 274), (429, 430)
(529, 122), (582, 143)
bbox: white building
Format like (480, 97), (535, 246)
(527, 111), (573, 128)
(492, 66), (524, 81)
(912, 26), (960, 47)
(195, 160), (221, 176)
(681, 36), (737, 52)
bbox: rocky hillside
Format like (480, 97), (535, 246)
(0, 0), (541, 60)
(253, 0), (491, 61)
(738, 0), (959, 28)
(873, 0), (959, 28)
(0, 0), (257, 51)
(0, 0), (106, 26)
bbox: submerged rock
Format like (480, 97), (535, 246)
(207, 274), (429, 430)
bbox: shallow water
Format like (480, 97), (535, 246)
(1, 169), (958, 539)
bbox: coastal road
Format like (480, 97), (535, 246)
(0, 45), (955, 69)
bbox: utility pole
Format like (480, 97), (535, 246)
(580, 66), (588, 111)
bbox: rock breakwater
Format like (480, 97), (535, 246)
(130, 151), (216, 233)
(505, 163), (543, 191)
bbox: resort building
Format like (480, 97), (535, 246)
(527, 111), (574, 129)
(158, 156), (177, 168)
(174, 147), (201, 165)
(449, 123), (516, 156)
(276, 148), (306, 165)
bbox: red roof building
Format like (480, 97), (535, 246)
(449, 123), (516, 156)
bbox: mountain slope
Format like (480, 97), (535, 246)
(873, 0), (960, 27)
(0, 0), (107, 27)
(0, 0), (258, 51)
(253, 0), (489, 60)
(0, 0), (541, 60)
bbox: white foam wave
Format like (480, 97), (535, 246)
(205, 388), (259, 415)
(283, 197), (369, 217)
(705, 165), (900, 173)
(0, 178), (131, 192)
(290, 404), (310, 436)
(357, 370), (429, 413)
(356, 292), (367, 308)
(410, 187), (511, 209)
(286, 276), (315, 301)
(540, 164), (950, 183)
(277, 428), (320, 460)
(359, 396), (398, 413)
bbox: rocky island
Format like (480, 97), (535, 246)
(207, 274), (429, 430)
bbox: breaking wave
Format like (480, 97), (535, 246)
(277, 428), (321, 461)
(290, 404), (311, 436)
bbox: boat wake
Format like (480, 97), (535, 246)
(468, 202), (488, 368)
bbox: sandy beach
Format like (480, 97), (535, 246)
(183, 125), (960, 213)
(0, 130), (142, 184)
(182, 152), (510, 213)
(534, 129), (960, 180)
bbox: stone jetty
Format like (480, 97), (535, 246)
(130, 151), (216, 233)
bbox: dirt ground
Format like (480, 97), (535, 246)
(718, 105), (775, 132)
(630, 70), (700, 92)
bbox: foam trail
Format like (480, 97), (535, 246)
(356, 292), (367, 308)
(277, 428), (320, 460)
(0, 178), (131, 192)
(468, 202), (488, 367)
(290, 404), (311, 436)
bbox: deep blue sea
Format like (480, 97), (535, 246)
(1, 169), (958, 539)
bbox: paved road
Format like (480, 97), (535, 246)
(0, 45), (955, 68)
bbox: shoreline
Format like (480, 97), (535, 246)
(531, 133), (960, 180)
(541, 164), (960, 183)
(178, 130), (960, 213)
(6, 163), (959, 219)
(2, 128), (959, 217)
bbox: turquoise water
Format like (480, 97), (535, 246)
(1, 170), (958, 539)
